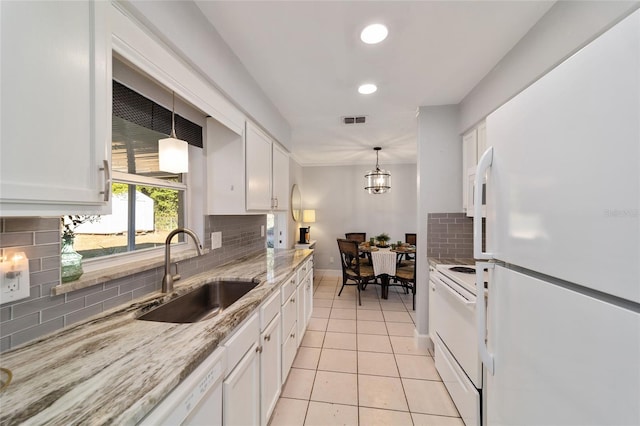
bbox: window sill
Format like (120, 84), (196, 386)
(51, 246), (208, 296)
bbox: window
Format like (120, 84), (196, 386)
(71, 81), (202, 260)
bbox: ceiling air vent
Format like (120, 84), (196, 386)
(342, 116), (367, 125)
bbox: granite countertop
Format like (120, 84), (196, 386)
(428, 257), (475, 267)
(0, 248), (312, 425)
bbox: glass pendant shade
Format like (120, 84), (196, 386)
(159, 137), (189, 173)
(364, 147), (391, 194)
(158, 91), (189, 174)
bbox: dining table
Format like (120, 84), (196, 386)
(358, 244), (416, 299)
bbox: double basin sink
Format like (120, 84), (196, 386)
(138, 279), (258, 323)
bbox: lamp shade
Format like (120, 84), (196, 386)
(159, 137), (189, 173)
(302, 209), (316, 223)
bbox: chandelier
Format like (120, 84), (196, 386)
(364, 147), (391, 194)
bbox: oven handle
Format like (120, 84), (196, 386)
(474, 146), (493, 259)
(476, 261), (495, 375)
(433, 274), (475, 307)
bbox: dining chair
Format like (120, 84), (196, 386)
(345, 232), (369, 263)
(401, 233), (417, 263)
(395, 261), (416, 310)
(345, 232), (366, 243)
(336, 238), (375, 305)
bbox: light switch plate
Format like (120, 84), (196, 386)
(261, 225), (265, 237)
(211, 232), (222, 250)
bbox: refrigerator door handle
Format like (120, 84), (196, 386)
(474, 147), (493, 259)
(476, 261), (495, 375)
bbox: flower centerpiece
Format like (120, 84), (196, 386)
(60, 215), (96, 283)
(375, 233), (391, 248)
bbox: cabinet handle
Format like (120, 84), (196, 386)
(99, 160), (111, 202)
(256, 345), (263, 353)
(291, 298), (295, 303)
(265, 334), (271, 341)
(291, 333), (295, 338)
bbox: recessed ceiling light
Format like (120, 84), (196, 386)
(360, 24), (388, 44)
(358, 84), (377, 95)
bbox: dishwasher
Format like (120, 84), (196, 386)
(139, 347), (226, 426)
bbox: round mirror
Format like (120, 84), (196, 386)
(291, 184), (301, 221)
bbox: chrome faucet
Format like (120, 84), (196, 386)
(162, 228), (203, 293)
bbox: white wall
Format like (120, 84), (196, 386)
(460, 0), (640, 132)
(415, 105), (461, 339)
(119, 0), (292, 150)
(302, 164), (417, 271)
(289, 157), (304, 248)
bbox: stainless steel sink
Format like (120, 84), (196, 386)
(138, 279), (259, 323)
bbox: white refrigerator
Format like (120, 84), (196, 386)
(475, 9), (640, 426)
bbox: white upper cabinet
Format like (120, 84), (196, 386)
(0, 0), (111, 216)
(245, 121), (289, 212)
(271, 143), (289, 211)
(462, 129), (478, 212)
(206, 117), (246, 214)
(246, 121), (273, 211)
(462, 122), (487, 217)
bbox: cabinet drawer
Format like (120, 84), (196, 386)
(296, 259), (311, 283)
(281, 274), (296, 305)
(224, 313), (259, 376)
(260, 290), (280, 331)
(434, 336), (480, 426)
(282, 292), (297, 338)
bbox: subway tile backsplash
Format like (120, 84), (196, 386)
(0, 215), (266, 352)
(427, 212), (484, 259)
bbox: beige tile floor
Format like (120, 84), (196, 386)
(269, 273), (463, 426)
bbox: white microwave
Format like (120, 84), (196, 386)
(466, 166), (486, 218)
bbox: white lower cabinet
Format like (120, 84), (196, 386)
(281, 287), (298, 383)
(223, 314), (260, 426)
(281, 323), (298, 384)
(296, 282), (305, 348)
(304, 259), (314, 326)
(260, 313), (281, 426)
(144, 257), (315, 426)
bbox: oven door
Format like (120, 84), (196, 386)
(432, 272), (482, 388)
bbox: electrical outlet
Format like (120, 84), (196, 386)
(329, 256), (334, 264)
(211, 232), (222, 250)
(0, 252), (31, 304)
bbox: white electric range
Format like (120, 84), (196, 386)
(430, 264), (488, 426)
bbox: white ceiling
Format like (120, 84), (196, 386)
(196, 1), (554, 167)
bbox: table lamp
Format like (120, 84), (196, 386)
(299, 209), (316, 244)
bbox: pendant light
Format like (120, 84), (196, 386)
(158, 92), (189, 173)
(364, 147), (391, 194)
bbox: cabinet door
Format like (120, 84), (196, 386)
(296, 283), (305, 347)
(260, 314), (281, 426)
(461, 129), (477, 212)
(223, 342), (260, 426)
(0, 0), (111, 216)
(476, 122), (487, 160)
(281, 324), (297, 384)
(245, 121), (272, 211)
(206, 117), (246, 214)
(271, 143), (289, 211)
(305, 269), (314, 326)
